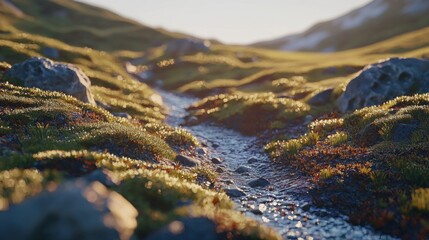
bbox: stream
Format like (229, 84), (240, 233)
(157, 89), (396, 240)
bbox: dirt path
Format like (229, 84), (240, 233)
(158, 89), (395, 240)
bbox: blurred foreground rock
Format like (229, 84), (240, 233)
(0, 180), (137, 240)
(146, 217), (218, 240)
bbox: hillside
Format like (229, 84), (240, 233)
(1, 0), (429, 239)
(0, 0), (185, 51)
(252, 0), (429, 52)
(0, 1), (282, 239)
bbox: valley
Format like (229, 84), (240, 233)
(0, 0), (429, 239)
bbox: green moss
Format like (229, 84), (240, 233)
(327, 131), (348, 146)
(0, 154), (35, 171)
(189, 92), (310, 134)
(0, 31), (163, 122)
(265, 132), (319, 159)
(0, 83), (195, 163)
(344, 94), (429, 144)
(115, 169), (280, 239)
(81, 122), (176, 161)
(411, 188), (429, 213)
(265, 94), (429, 236)
(309, 118), (344, 137)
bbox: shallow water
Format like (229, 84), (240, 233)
(158, 89), (396, 240)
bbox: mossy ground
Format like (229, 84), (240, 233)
(188, 92), (310, 134)
(265, 94), (429, 238)
(0, 29), (166, 123)
(0, 83), (280, 239)
(1, 0), (429, 238)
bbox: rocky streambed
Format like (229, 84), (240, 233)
(158, 89), (396, 240)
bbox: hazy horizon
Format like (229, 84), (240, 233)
(78, 0), (372, 44)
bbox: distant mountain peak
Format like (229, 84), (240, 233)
(252, 0), (429, 52)
(334, 0), (388, 30)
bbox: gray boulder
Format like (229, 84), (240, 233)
(0, 181), (137, 240)
(146, 217), (218, 240)
(165, 38), (210, 56)
(175, 154), (201, 167)
(337, 58), (429, 112)
(4, 57), (96, 105)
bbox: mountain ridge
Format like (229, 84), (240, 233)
(252, 0), (429, 52)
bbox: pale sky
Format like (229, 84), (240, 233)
(78, 0), (372, 44)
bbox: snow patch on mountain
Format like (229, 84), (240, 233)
(280, 31), (329, 51)
(337, 0), (389, 30)
(403, 0), (429, 14)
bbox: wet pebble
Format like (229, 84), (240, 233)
(224, 188), (246, 198)
(212, 143), (219, 148)
(221, 179), (234, 185)
(247, 157), (258, 164)
(250, 209), (263, 215)
(215, 167), (224, 173)
(235, 166), (251, 174)
(187, 116), (199, 125)
(175, 154), (200, 167)
(196, 147), (207, 155)
(301, 203), (311, 212)
(211, 157), (222, 164)
(248, 177), (270, 188)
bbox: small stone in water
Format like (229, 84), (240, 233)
(211, 157), (222, 164)
(250, 209), (263, 215)
(262, 216), (270, 223)
(224, 188), (246, 198)
(301, 203), (311, 211)
(258, 204), (267, 213)
(248, 177), (270, 188)
(196, 147), (207, 155)
(235, 166), (251, 174)
(222, 179), (234, 185)
(247, 157), (258, 164)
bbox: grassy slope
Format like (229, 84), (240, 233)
(0, 1), (282, 239)
(135, 27), (429, 133)
(127, 24), (429, 237)
(1, 0), (429, 238)
(0, 84), (278, 239)
(141, 27), (429, 95)
(2, 0), (184, 52)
